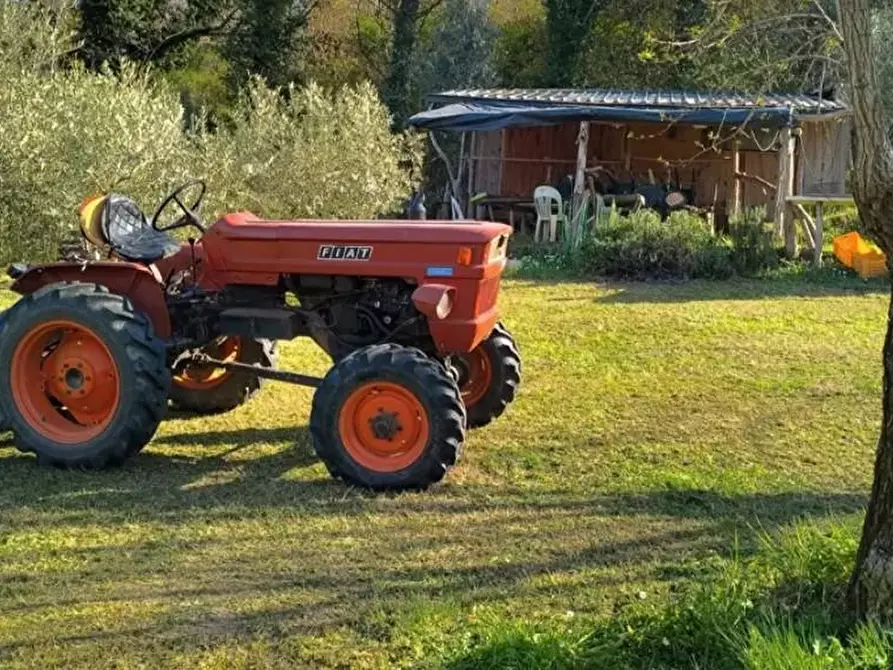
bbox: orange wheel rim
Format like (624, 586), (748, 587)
(11, 320), (120, 444)
(174, 337), (240, 390)
(338, 381), (429, 473)
(459, 348), (492, 408)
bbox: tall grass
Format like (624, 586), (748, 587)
(441, 518), (893, 670)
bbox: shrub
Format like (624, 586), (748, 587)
(197, 79), (421, 222)
(0, 1), (419, 264)
(730, 207), (779, 275)
(0, 60), (194, 262)
(578, 208), (735, 279)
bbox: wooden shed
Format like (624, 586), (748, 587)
(410, 88), (852, 262)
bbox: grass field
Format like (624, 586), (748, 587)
(0, 278), (888, 668)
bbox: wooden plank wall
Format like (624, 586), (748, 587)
(799, 118), (851, 196)
(476, 121), (813, 220)
(470, 117), (850, 231)
(473, 130), (503, 196)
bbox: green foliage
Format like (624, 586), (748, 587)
(0, 2), (418, 264)
(199, 79), (422, 220)
(164, 45), (235, 128)
(578, 209), (735, 279)
(444, 618), (586, 669)
(0, 50), (195, 260)
(493, 13), (547, 87)
(77, 0), (233, 67)
(442, 518), (892, 670)
(419, 0), (497, 93)
(543, 0), (607, 85)
(673, 0), (842, 93)
(511, 208), (784, 281)
(223, 0), (311, 89)
(575, 0), (699, 88)
(730, 207), (780, 275)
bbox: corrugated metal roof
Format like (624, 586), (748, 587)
(428, 88), (847, 114)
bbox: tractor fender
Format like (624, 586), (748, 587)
(9, 262), (171, 337)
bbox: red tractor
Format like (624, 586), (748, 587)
(0, 182), (520, 490)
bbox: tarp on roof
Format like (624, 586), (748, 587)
(407, 101), (807, 132)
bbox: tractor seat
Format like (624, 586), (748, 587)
(81, 194), (181, 263)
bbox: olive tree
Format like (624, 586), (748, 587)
(838, 0), (893, 619)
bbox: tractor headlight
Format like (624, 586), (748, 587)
(411, 284), (455, 320)
(488, 234), (509, 262)
(435, 290), (454, 319)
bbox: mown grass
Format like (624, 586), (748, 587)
(0, 278), (889, 668)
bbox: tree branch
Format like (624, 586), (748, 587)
(146, 8), (240, 61)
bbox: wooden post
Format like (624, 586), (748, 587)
(814, 201), (824, 267)
(622, 125), (631, 174)
(774, 126), (796, 257)
(731, 140), (742, 221)
(498, 129), (506, 195)
(429, 132), (461, 214)
(468, 132), (477, 212)
(571, 121), (590, 247)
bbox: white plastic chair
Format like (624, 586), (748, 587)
(533, 186), (566, 243)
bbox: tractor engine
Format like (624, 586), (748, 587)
(290, 275), (433, 361)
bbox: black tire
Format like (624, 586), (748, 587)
(170, 338), (277, 414)
(458, 322), (521, 429)
(310, 344), (466, 491)
(0, 282), (170, 468)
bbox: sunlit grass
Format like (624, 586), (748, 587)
(0, 278), (886, 668)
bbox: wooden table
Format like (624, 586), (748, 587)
(473, 196), (536, 231)
(787, 195), (855, 266)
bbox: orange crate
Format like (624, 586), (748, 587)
(833, 232), (871, 269)
(854, 248), (888, 278)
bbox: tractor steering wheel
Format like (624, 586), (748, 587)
(152, 180), (207, 233)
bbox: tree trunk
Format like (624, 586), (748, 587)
(383, 0), (421, 125)
(839, 0), (893, 619)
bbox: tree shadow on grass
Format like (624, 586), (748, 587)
(0, 424), (868, 527)
(0, 441), (869, 665)
(0, 421), (871, 664)
(592, 277), (887, 305)
(0, 425), (338, 522)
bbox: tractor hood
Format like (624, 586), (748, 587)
(195, 212), (513, 292)
(211, 212), (511, 245)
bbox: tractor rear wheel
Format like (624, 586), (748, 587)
(310, 344), (466, 490)
(170, 337), (277, 414)
(0, 282), (169, 468)
(455, 322), (521, 428)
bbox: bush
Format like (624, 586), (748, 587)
(0, 61), (194, 262)
(578, 208), (735, 280)
(198, 79), (421, 221)
(730, 207), (779, 275)
(0, 2), (419, 264)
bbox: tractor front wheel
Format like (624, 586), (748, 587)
(455, 322), (521, 428)
(310, 344), (466, 490)
(170, 337), (277, 414)
(0, 282), (169, 468)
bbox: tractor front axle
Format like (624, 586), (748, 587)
(185, 352), (324, 388)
